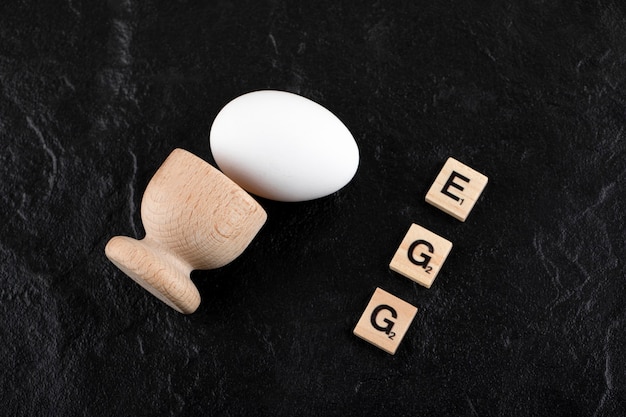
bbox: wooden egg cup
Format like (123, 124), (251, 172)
(105, 148), (267, 314)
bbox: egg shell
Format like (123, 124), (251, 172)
(209, 90), (359, 202)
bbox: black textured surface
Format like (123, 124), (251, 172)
(2, 1), (626, 415)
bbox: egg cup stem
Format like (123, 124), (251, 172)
(106, 235), (198, 313)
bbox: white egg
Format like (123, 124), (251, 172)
(209, 90), (359, 202)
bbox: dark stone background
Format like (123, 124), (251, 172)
(2, 0), (625, 415)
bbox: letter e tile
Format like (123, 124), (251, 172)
(389, 223), (453, 288)
(353, 288), (418, 355)
(425, 157), (488, 221)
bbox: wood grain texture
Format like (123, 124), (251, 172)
(105, 149), (267, 313)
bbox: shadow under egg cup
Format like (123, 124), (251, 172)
(105, 148), (267, 314)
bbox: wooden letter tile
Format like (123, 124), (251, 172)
(353, 288), (418, 355)
(425, 157), (488, 221)
(389, 223), (452, 288)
